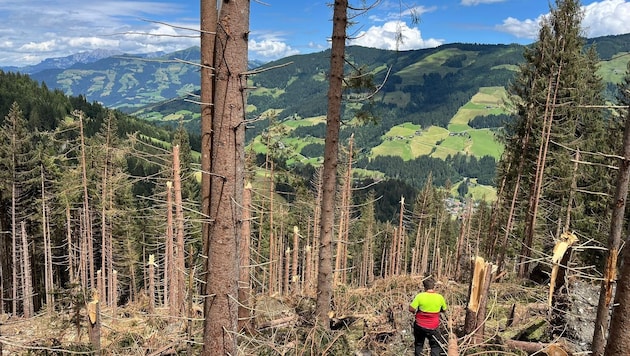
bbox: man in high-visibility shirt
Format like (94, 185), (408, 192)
(409, 277), (448, 356)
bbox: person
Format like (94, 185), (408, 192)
(409, 277), (448, 356)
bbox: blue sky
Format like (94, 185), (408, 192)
(0, 0), (629, 67)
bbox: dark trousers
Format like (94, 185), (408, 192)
(413, 323), (443, 356)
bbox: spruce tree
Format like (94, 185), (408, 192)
(498, 0), (612, 277)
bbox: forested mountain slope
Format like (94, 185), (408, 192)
(24, 34), (630, 195)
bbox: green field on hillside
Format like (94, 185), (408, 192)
(597, 52), (629, 84)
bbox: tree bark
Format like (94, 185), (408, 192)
(238, 182), (252, 330)
(166, 181), (175, 314)
(173, 145), (186, 315)
(316, 0), (347, 326)
(87, 291), (100, 351)
(20, 221), (33, 318)
(200, 0), (217, 289)
(601, 107), (630, 356)
(201, 0), (249, 353)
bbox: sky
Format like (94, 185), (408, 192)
(1, 0), (630, 67)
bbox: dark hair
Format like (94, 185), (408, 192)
(423, 277), (435, 290)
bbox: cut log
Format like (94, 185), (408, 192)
(505, 340), (570, 355)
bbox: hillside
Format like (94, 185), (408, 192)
(26, 33), (630, 195)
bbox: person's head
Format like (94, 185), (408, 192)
(423, 277), (435, 291)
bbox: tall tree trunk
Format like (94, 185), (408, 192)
(173, 145), (186, 315)
(166, 181), (175, 314)
(291, 226), (299, 294)
(41, 165), (54, 312)
(201, 0), (249, 353)
(238, 182), (252, 330)
(268, 162), (276, 294)
(11, 182), (17, 316)
(519, 59), (563, 278)
(316, 0), (347, 325)
(101, 118), (110, 307)
(605, 234), (630, 355)
(200, 0), (217, 290)
(76, 112), (95, 289)
(20, 221), (33, 318)
(593, 108), (630, 355)
(66, 203), (75, 283)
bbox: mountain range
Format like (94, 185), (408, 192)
(5, 33), (630, 198)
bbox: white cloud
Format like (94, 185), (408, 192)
(582, 0), (630, 37)
(349, 21), (443, 50)
(0, 0), (197, 67)
(495, 16), (544, 40)
(461, 0), (506, 5)
(249, 38), (300, 60)
(495, 0), (630, 41)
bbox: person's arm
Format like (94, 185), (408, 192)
(440, 294), (448, 312)
(409, 305), (416, 313)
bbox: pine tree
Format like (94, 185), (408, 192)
(498, 0), (611, 277)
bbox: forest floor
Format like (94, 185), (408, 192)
(0, 275), (599, 355)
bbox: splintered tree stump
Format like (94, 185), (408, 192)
(87, 291), (101, 351)
(464, 256), (495, 343)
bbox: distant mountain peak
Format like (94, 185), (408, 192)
(3, 49), (125, 75)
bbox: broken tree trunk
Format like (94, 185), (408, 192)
(547, 231), (578, 307)
(592, 104), (630, 356)
(87, 290), (101, 351)
(464, 256), (495, 343)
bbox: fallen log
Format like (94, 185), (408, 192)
(504, 340), (570, 355)
(257, 315), (298, 329)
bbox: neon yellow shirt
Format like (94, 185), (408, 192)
(410, 291), (447, 329)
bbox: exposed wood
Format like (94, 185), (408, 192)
(547, 231), (578, 307)
(87, 290), (101, 351)
(464, 256), (495, 343)
(504, 340), (569, 355)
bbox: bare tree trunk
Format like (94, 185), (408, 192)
(593, 108), (630, 355)
(66, 203), (75, 283)
(268, 162), (276, 294)
(11, 182), (17, 316)
(238, 182), (252, 330)
(397, 197), (405, 275)
(173, 145), (186, 315)
(291, 226), (299, 294)
(455, 206), (470, 281)
(112, 270), (117, 317)
(148, 255), (155, 314)
(519, 63), (562, 278)
(75, 111), (95, 289)
(316, 0), (347, 325)
(41, 166), (54, 313)
(420, 227), (431, 276)
(87, 290), (100, 351)
(200, 0), (217, 298)
(20, 222), (33, 318)
(166, 181), (175, 313)
(201, 0), (249, 353)
(605, 232), (630, 355)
